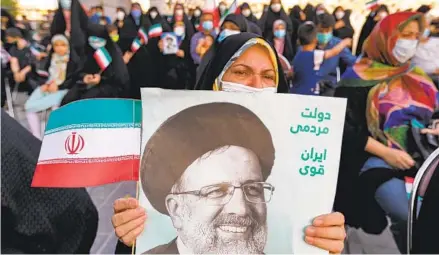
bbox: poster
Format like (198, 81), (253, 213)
(136, 88), (347, 254)
(161, 32), (179, 55)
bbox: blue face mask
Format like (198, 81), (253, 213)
(131, 9), (142, 19)
(274, 29), (286, 38)
(202, 20), (213, 31)
(317, 32), (332, 44)
(217, 29), (240, 42)
(60, 0), (71, 10)
(88, 36), (107, 50)
(423, 28), (430, 38)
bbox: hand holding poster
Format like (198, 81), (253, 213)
(136, 89), (347, 254)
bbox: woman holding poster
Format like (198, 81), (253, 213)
(335, 12), (439, 254)
(112, 33), (346, 254)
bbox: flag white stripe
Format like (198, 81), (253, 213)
(39, 128), (140, 161)
(96, 49), (110, 67)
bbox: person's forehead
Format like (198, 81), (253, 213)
(181, 146), (263, 189)
(233, 45), (275, 71)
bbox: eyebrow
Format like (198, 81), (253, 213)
(231, 63), (275, 73)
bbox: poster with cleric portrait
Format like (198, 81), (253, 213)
(136, 88), (347, 254)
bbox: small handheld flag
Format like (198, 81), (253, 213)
(131, 38), (142, 53)
(148, 24), (163, 38)
(366, 0), (380, 10)
(93, 47), (112, 72)
(138, 28), (148, 44)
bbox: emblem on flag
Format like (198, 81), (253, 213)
(131, 38), (142, 53)
(138, 28), (148, 44)
(65, 132), (85, 155)
(148, 24), (163, 38)
(93, 47), (112, 71)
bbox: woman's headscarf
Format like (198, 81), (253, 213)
(339, 12), (438, 151)
(258, 0), (293, 40)
(240, 3), (258, 24)
(170, 3), (196, 39)
(195, 32), (288, 93)
(50, 0), (89, 57)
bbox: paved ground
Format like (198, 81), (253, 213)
(8, 92), (400, 254)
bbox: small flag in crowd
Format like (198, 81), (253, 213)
(220, 0), (239, 25)
(138, 28), (148, 44)
(31, 99), (142, 187)
(148, 24), (163, 38)
(93, 47), (112, 72)
(131, 38), (142, 53)
(36, 70), (49, 77)
(366, 0), (380, 9)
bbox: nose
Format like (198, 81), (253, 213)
(249, 74), (263, 88)
(222, 188), (250, 216)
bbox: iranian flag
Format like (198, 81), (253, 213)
(31, 99), (142, 188)
(93, 47), (112, 71)
(220, 0), (239, 26)
(148, 24), (163, 38)
(366, 0), (380, 10)
(131, 38), (142, 53)
(138, 27), (148, 44)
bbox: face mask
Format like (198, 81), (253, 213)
(60, 0), (71, 10)
(88, 36), (107, 50)
(219, 5), (227, 12)
(149, 11), (157, 19)
(317, 32), (332, 44)
(271, 3), (282, 13)
(174, 26), (185, 36)
(221, 81), (277, 93)
(335, 11), (344, 20)
(423, 28), (430, 38)
(218, 29), (240, 42)
(392, 38), (418, 64)
(110, 34), (119, 42)
(194, 10), (201, 17)
(175, 9), (184, 16)
(96, 11), (103, 17)
(131, 9), (142, 18)
(202, 20), (213, 31)
(316, 9), (325, 15)
(242, 9), (251, 17)
(379, 12), (387, 19)
(117, 11), (125, 20)
(274, 29), (286, 38)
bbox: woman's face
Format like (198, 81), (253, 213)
(398, 20), (421, 40)
(222, 21), (240, 31)
(222, 44), (276, 88)
(54, 40), (68, 56)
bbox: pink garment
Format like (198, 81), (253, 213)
(273, 38), (285, 55)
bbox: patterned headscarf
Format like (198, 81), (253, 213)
(341, 12), (439, 151)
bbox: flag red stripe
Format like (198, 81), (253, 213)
(32, 158), (140, 188)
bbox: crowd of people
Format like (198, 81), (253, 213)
(1, 0), (439, 253)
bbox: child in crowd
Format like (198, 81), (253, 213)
(291, 22), (352, 96)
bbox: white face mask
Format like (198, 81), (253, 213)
(271, 3), (282, 13)
(60, 0), (72, 10)
(175, 9), (184, 16)
(221, 81), (277, 93)
(219, 5), (227, 12)
(242, 9), (251, 17)
(194, 10), (201, 17)
(150, 11), (158, 19)
(392, 38), (418, 64)
(117, 11), (125, 20)
(174, 26), (185, 36)
(335, 11), (344, 20)
(379, 12), (387, 19)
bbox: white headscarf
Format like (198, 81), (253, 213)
(48, 34), (70, 85)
